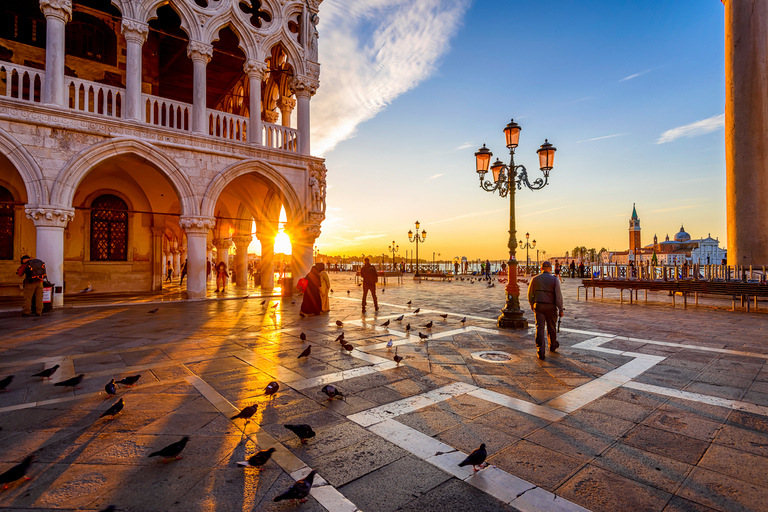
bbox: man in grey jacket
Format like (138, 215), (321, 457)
(527, 261), (564, 360)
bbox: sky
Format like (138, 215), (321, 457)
(307, 0), (727, 262)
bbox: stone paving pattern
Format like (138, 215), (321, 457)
(0, 273), (767, 511)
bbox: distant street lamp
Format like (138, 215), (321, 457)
(474, 119), (556, 329)
(433, 252), (440, 271)
(407, 221), (427, 278)
(519, 233), (536, 276)
(389, 241), (399, 271)
(313, 246), (318, 264)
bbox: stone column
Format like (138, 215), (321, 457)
(207, 244), (214, 280)
(257, 235), (275, 289)
(180, 217), (215, 299)
(290, 76), (319, 156)
(25, 206), (75, 308)
(213, 239), (232, 266)
(121, 19), (149, 121)
(162, 252), (167, 279)
(40, 0), (72, 108)
(172, 249), (181, 279)
(151, 228), (164, 291)
(277, 97), (296, 128)
(232, 236), (252, 287)
(244, 60), (267, 144)
(725, 0), (768, 265)
(187, 41), (213, 134)
(289, 224), (320, 288)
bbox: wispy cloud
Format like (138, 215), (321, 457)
(577, 133), (626, 143)
(431, 207), (508, 225)
(429, 173), (444, 180)
(455, 142), (474, 151)
(311, 0), (471, 156)
(650, 204), (695, 213)
(519, 205), (569, 217)
(353, 234), (387, 241)
(656, 114), (725, 144)
(620, 68), (653, 82)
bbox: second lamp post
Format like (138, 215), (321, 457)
(407, 221), (427, 278)
(519, 233), (536, 276)
(389, 241), (399, 271)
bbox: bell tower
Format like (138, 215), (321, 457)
(629, 204), (641, 254)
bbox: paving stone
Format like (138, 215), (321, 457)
(525, 422), (614, 462)
(312, 432), (409, 487)
(698, 443), (768, 488)
(488, 440), (583, 490)
(677, 466), (768, 512)
(396, 405), (465, 437)
(396, 477), (518, 512)
(591, 442), (694, 494)
(621, 425), (710, 465)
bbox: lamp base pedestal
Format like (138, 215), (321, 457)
(497, 308), (529, 329)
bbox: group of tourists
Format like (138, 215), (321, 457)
(299, 262), (332, 316)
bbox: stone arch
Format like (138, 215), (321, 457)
(0, 126), (48, 206)
(142, 0), (202, 41)
(50, 138), (198, 215)
(201, 159), (301, 222)
(206, 16), (260, 61)
(261, 33), (305, 76)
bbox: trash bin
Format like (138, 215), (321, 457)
(42, 281), (53, 313)
(280, 277), (293, 297)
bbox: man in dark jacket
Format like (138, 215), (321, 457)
(527, 261), (564, 360)
(16, 255), (45, 317)
(360, 258), (379, 313)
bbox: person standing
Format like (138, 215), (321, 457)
(166, 261), (173, 283)
(569, 260), (576, 278)
(360, 257), (379, 313)
(16, 255), (45, 317)
(300, 264), (322, 316)
(527, 261), (564, 360)
(318, 262), (331, 313)
(215, 261), (228, 292)
(206, 259), (212, 281)
(485, 259), (491, 280)
(578, 261), (585, 279)
(179, 259), (188, 285)
(554, 260), (563, 283)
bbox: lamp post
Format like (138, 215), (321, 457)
(313, 246), (318, 264)
(389, 241), (399, 271)
(519, 233), (536, 276)
(407, 221), (427, 278)
(433, 252), (441, 271)
(474, 119), (556, 329)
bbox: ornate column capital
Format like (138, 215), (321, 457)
(264, 110), (279, 124)
(277, 96), (296, 114)
(243, 59), (268, 79)
(121, 19), (149, 44)
(187, 41), (213, 64)
(212, 238), (233, 250)
(290, 75), (320, 98)
(25, 205), (75, 228)
(232, 236), (253, 248)
(287, 224), (321, 245)
(180, 216), (215, 235)
(39, 0), (72, 23)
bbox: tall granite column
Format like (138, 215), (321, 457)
(180, 217), (214, 299)
(290, 76), (318, 156)
(25, 206), (75, 307)
(187, 41), (213, 134)
(244, 60), (267, 145)
(121, 19), (149, 121)
(40, 0), (71, 107)
(232, 236), (252, 287)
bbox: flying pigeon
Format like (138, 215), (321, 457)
(231, 404), (259, 423)
(31, 364), (59, 380)
(237, 447), (276, 470)
(321, 384), (345, 401)
(54, 374), (84, 389)
(148, 308), (159, 314)
(342, 343), (354, 353)
(440, 314), (448, 319)
(284, 424), (315, 444)
(381, 320), (390, 327)
(0, 455), (34, 490)
(418, 332), (429, 340)
(386, 340), (394, 349)
(395, 315), (404, 321)
(335, 333), (345, 343)
(104, 378), (116, 396)
(273, 469), (316, 503)
(99, 398), (124, 419)
(423, 321), (433, 328)
(460, 317), (467, 324)
(264, 381), (279, 398)
(298, 345), (311, 359)
(405, 323), (411, 331)
(148, 436), (189, 462)
(335, 320), (344, 327)
(413, 308), (421, 314)
(407, 300), (412, 305)
(0, 375), (13, 392)
(300, 332), (306, 341)
(394, 348), (403, 366)
(116, 375), (141, 387)
(458, 443), (488, 472)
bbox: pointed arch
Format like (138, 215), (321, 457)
(261, 30), (306, 76)
(0, 126), (48, 205)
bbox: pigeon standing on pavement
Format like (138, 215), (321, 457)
(460, 317), (467, 324)
(116, 375), (141, 387)
(440, 314), (448, 319)
(423, 321), (433, 329)
(148, 308), (159, 314)
(237, 447), (276, 470)
(148, 436), (189, 462)
(405, 323), (411, 331)
(273, 470), (317, 503)
(54, 374), (84, 390)
(298, 345), (311, 359)
(335, 333), (345, 343)
(341, 343), (354, 353)
(300, 332), (306, 341)
(231, 404), (259, 424)
(413, 308), (420, 314)
(395, 315), (404, 321)
(335, 320), (344, 327)
(407, 300), (412, 305)
(284, 424), (316, 444)
(381, 319), (390, 327)
(104, 379), (116, 396)
(386, 340), (394, 349)
(31, 364), (59, 380)
(321, 384), (346, 401)
(264, 381), (279, 398)
(418, 332), (429, 340)
(458, 443), (488, 472)
(99, 398), (124, 419)
(0, 455), (34, 490)
(394, 348), (403, 366)
(0, 375), (13, 392)
(260, 300), (267, 306)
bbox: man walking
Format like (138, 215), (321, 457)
(527, 261), (564, 360)
(360, 257), (379, 313)
(16, 255), (45, 317)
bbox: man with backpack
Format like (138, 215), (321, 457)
(360, 257), (379, 313)
(16, 255), (46, 317)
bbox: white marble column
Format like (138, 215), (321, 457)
(290, 76), (318, 156)
(151, 228), (164, 291)
(187, 41), (213, 134)
(277, 97), (296, 128)
(25, 206), (75, 308)
(172, 249), (181, 279)
(244, 60), (266, 144)
(214, 239), (232, 266)
(121, 19), (149, 121)
(162, 252), (167, 279)
(232, 236), (252, 287)
(725, 0), (768, 265)
(289, 225), (320, 288)
(207, 244), (214, 280)
(40, 0), (72, 108)
(180, 217), (214, 299)
(258, 236), (275, 289)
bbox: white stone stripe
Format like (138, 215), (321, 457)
(291, 361), (399, 391)
(467, 388), (567, 422)
(544, 378), (619, 414)
(624, 337), (768, 359)
(624, 381), (768, 416)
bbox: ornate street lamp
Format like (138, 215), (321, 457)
(407, 221), (427, 278)
(389, 241), (399, 271)
(519, 232), (536, 276)
(474, 119), (556, 328)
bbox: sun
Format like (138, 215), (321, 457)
(274, 231), (292, 255)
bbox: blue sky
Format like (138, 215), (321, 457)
(310, 0), (726, 261)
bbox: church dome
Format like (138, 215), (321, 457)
(674, 225), (691, 242)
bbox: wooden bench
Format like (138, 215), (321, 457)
(415, 272), (452, 281)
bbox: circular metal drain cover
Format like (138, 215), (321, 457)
(471, 350), (516, 364)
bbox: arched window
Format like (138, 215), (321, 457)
(0, 186), (14, 261)
(90, 194), (128, 261)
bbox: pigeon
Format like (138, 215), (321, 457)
(407, 300), (412, 305)
(284, 424), (315, 444)
(260, 300), (266, 305)
(321, 384), (345, 401)
(342, 343), (354, 353)
(423, 321), (433, 329)
(300, 332), (306, 341)
(460, 317), (467, 324)
(395, 315), (404, 321)
(78, 282), (93, 293)
(335, 333), (345, 343)
(347, 290), (350, 294)
(238, 447), (276, 470)
(264, 381), (279, 398)
(291, 300), (296, 304)
(458, 443), (488, 472)
(273, 469), (316, 503)
(381, 289), (385, 293)
(298, 345), (311, 359)
(418, 332), (429, 340)
(99, 398), (124, 419)
(104, 378), (116, 396)
(271, 303), (279, 309)
(99, 506), (116, 512)
(413, 308), (420, 314)
(31, 364), (59, 380)
(330, 289), (334, 293)
(116, 375), (141, 387)
(0, 375), (13, 392)
(0, 455), (34, 490)
(54, 374), (84, 389)
(440, 314), (448, 319)
(405, 323), (411, 331)
(394, 348), (403, 366)
(148, 436), (189, 462)
(148, 308), (159, 314)
(381, 320), (390, 327)
(335, 320), (343, 327)
(386, 340), (394, 349)
(231, 404), (259, 423)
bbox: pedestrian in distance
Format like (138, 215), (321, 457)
(166, 261), (173, 283)
(554, 260), (563, 283)
(16, 255), (45, 317)
(215, 261), (228, 292)
(300, 264), (322, 316)
(485, 259), (491, 281)
(318, 262), (331, 313)
(360, 257), (379, 313)
(179, 259), (188, 285)
(206, 258), (212, 281)
(527, 261), (564, 360)
(569, 260), (576, 278)
(578, 261), (585, 278)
